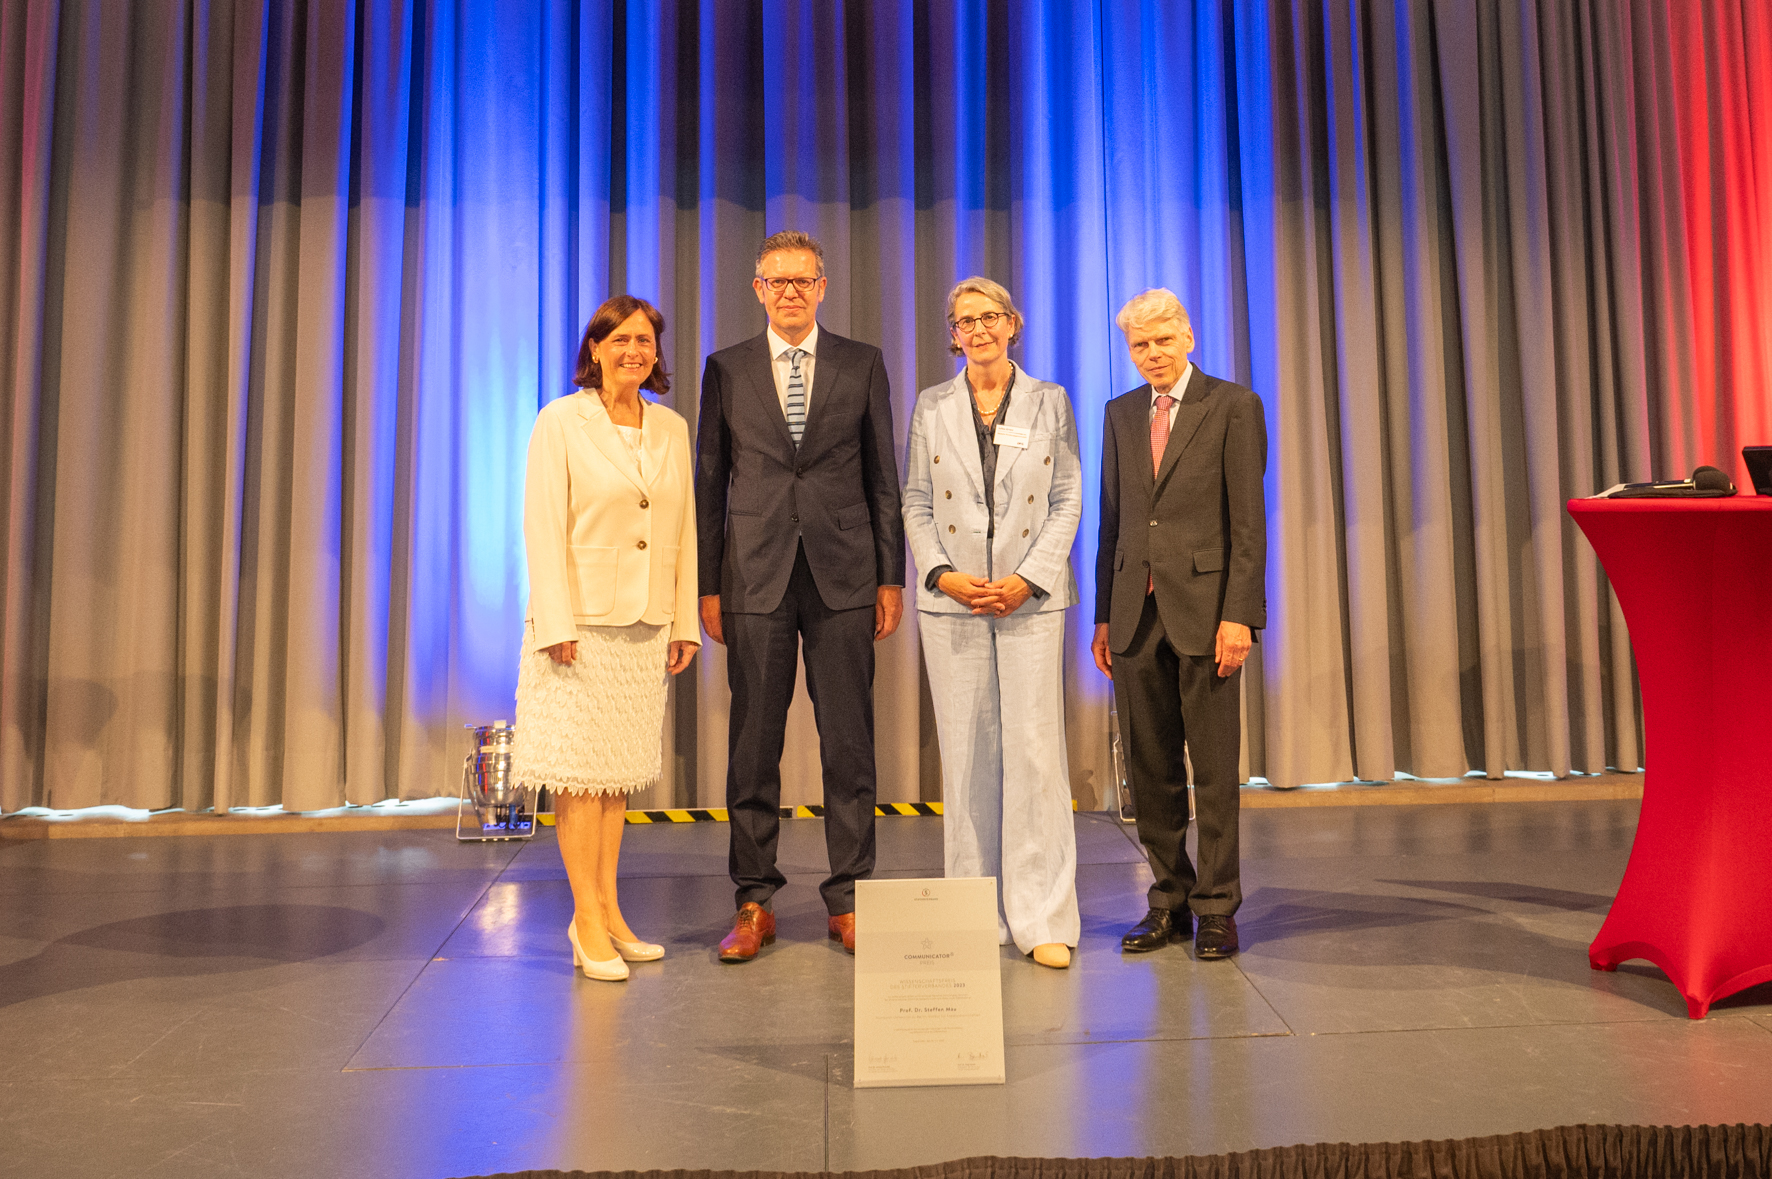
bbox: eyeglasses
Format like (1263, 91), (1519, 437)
(761, 276), (821, 293)
(951, 311), (1009, 334)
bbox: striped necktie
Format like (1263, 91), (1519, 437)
(785, 348), (807, 446)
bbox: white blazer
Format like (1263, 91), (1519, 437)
(523, 391), (699, 651)
(902, 364), (1082, 615)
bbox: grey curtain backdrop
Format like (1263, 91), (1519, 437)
(4, 0), (1767, 814)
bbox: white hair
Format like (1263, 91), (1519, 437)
(1115, 288), (1193, 335)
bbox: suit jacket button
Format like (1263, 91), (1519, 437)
(945, 490), (952, 499)
(1150, 520), (1158, 526)
(948, 524), (956, 534)
(791, 514), (800, 524)
(934, 455), (940, 463)
(1027, 495), (1034, 503)
(1044, 456), (1051, 465)
(796, 467), (804, 478)
(637, 540), (648, 549)
(639, 498), (649, 509)
(1021, 528), (1029, 537)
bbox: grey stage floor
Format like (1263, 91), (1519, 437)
(2, 801), (1770, 1179)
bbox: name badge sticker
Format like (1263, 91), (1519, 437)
(993, 425), (1030, 449)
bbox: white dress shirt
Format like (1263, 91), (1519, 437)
(1149, 361), (1195, 430)
(766, 323), (820, 416)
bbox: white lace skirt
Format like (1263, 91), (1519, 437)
(512, 621), (670, 796)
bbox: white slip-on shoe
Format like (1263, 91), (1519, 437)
(610, 935), (664, 962)
(567, 920), (630, 981)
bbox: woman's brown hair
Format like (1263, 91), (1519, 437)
(574, 295), (671, 394)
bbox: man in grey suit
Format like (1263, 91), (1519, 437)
(696, 230), (905, 962)
(1091, 288), (1267, 960)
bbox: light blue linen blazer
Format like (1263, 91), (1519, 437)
(902, 364), (1082, 615)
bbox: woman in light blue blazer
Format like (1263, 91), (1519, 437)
(902, 277), (1083, 969)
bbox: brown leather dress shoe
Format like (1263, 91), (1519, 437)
(718, 903), (776, 962)
(828, 912), (856, 954)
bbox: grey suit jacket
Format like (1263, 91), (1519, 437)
(901, 365), (1081, 614)
(1094, 367), (1267, 656)
(695, 327), (905, 614)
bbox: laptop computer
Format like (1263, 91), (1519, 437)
(1745, 446), (1772, 495)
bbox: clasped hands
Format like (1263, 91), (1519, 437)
(939, 571), (1032, 617)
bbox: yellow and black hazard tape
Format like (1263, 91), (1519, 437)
(540, 800), (1076, 825)
(627, 802), (950, 823)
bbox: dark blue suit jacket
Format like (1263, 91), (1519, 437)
(695, 328), (905, 613)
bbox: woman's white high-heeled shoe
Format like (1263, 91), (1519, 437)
(567, 920), (629, 981)
(610, 934), (664, 962)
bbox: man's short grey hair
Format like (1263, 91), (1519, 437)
(945, 276), (1025, 355)
(1116, 288), (1193, 335)
(755, 230), (826, 278)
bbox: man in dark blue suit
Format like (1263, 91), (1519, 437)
(1092, 288), (1267, 961)
(695, 231), (905, 961)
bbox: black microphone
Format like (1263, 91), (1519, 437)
(1609, 465), (1737, 498)
(1692, 465), (1735, 493)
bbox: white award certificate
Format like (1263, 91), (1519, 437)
(852, 876), (1005, 1088)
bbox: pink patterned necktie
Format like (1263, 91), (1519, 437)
(1151, 394), (1174, 474)
(1148, 394), (1174, 593)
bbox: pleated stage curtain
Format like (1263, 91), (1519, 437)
(3, 1), (1770, 812)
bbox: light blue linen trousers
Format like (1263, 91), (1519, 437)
(903, 365), (1083, 954)
(920, 610), (1080, 952)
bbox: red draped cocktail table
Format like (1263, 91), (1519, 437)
(1567, 497), (1772, 1018)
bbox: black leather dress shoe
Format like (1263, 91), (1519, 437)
(1121, 908), (1190, 953)
(1194, 914), (1239, 959)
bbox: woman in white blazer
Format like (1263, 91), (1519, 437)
(513, 295), (699, 982)
(902, 277), (1083, 969)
